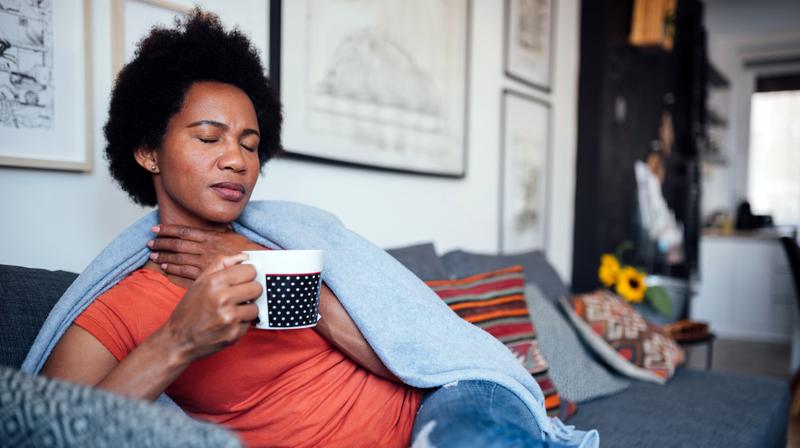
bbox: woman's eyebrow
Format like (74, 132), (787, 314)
(186, 120), (259, 137)
(186, 119), (227, 129)
(241, 128), (260, 137)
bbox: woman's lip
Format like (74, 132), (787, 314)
(211, 185), (245, 202)
(211, 182), (245, 193)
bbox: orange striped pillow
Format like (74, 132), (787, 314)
(426, 265), (576, 419)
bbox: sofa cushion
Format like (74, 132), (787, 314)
(525, 284), (629, 403)
(0, 265), (78, 368)
(0, 366), (241, 447)
(568, 368), (790, 448)
(426, 266), (575, 419)
(385, 243), (450, 281)
(441, 249), (569, 303)
(562, 291), (685, 383)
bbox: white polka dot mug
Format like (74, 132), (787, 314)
(242, 250), (323, 330)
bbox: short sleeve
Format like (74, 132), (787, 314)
(73, 288), (140, 361)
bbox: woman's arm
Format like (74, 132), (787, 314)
(42, 254), (261, 401)
(43, 323), (193, 401)
(314, 283), (400, 383)
(148, 224), (400, 383)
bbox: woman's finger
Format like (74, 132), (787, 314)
(151, 224), (210, 242)
(225, 281), (263, 305)
(162, 263), (202, 280)
(148, 237), (204, 254)
(233, 302), (260, 323)
(150, 251), (202, 267)
(202, 253), (249, 276)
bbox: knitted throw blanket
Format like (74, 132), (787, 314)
(21, 201), (597, 447)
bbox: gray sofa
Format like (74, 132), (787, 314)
(0, 244), (790, 447)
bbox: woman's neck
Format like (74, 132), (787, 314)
(147, 200), (231, 289)
(156, 201), (231, 232)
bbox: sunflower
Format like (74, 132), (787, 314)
(615, 266), (647, 303)
(598, 254), (620, 287)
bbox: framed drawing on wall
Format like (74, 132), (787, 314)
(111, 0), (191, 75)
(499, 90), (551, 253)
(270, 0), (470, 177)
(0, 0), (93, 171)
(504, 0), (554, 91)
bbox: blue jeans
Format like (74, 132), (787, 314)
(411, 381), (573, 448)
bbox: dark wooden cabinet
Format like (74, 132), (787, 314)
(571, 0), (705, 293)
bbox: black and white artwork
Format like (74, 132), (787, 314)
(504, 0), (554, 91)
(499, 90), (550, 253)
(274, 0), (469, 176)
(0, 0), (53, 129)
(0, 0), (91, 171)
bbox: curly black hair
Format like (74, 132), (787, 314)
(104, 9), (283, 206)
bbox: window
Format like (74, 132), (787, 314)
(748, 89), (800, 225)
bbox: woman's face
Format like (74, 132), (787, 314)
(137, 81), (261, 228)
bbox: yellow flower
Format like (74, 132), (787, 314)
(616, 266), (647, 303)
(598, 254), (620, 287)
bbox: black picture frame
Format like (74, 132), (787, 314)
(268, 0), (471, 178)
(503, 0), (556, 93)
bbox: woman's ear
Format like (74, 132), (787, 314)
(134, 146), (160, 174)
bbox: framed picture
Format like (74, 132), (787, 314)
(270, 0), (470, 177)
(111, 0), (191, 75)
(0, 0), (93, 171)
(499, 90), (551, 253)
(504, 0), (555, 91)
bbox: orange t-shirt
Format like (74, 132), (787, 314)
(74, 268), (422, 447)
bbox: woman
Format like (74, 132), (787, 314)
(40, 10), (593, 448)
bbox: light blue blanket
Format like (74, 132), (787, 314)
(22, 201), (597, 447)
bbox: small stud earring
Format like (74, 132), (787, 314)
(150, 165), (158, 172)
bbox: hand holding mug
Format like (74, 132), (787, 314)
(163, 253), (262, 362)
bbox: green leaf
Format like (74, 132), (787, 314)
(645, 286), (673, 316)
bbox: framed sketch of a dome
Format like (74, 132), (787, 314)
(270, 0), (469, 177)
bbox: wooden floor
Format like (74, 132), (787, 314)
(683, 338), (798, 447)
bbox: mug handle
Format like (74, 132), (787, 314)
(242, 259), (269, 328)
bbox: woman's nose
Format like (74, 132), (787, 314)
(218, 139), (246, 172)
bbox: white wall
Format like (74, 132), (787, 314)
(702, 0), (800, 218)
(0, 0), (581, 281)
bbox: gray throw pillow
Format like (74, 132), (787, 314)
(525, 284), (630, 403)
(442, 250), (569, 303)
(385, 243), (450, 281)
(0, 367), (241, 447)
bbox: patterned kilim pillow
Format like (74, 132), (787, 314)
(561, 290), (685, 384)
(426, 265), (576, 419)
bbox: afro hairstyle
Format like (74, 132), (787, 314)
(104, 8), (283, 207)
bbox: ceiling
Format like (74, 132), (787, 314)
(703, 0), (800, 37)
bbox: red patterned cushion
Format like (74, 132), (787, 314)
(562, 290), (685, 383)
(426, 266), (576, 419)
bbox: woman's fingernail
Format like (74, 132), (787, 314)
(149, 253), (158, 260)
(147, 240), (154, 248)
(151, 225), (160, 233)
(161, 263), (168, 270)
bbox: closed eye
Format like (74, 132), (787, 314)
(198, 137), (218, 144)
(241, 144), (256, 152)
